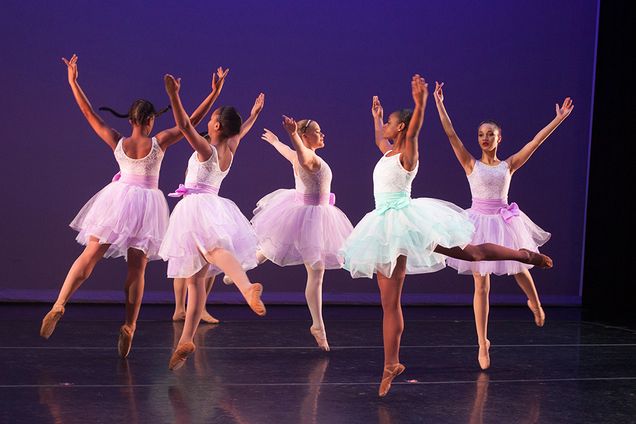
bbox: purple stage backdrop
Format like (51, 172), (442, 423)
(0, 0), (597, 305)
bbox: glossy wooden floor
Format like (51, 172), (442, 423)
(1, 304), (635, 423)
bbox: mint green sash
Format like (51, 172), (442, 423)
(374, 192), (411, 215)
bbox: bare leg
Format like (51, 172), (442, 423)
(179, 271), (208, 345)
(204, 248), (266, 316)
(118, 248), (148, 358)
(434, 244), (552, 268)
(55, 238), (111, 306)
(223, 250), (268, 285)
(514, 269), (545, 326)
(377, 255), (407, 397)
(123, 248), (148, 328)
(40, 238), (110, 339)
(172, 278), (187, 321)
(473, 273), (491, 370)
(169, 267), (207, 370)
(305, 264), (329, 351)
(200, 275), (220, 324)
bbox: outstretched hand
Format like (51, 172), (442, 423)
(372, 95), (383, 119)
(261, 128), (280, 145)
(411, 74), (429, 106)
(62, 54), (78, 83)
(212, 67), (229, 92)
(433, 81), (444, 103)
(282, 115), (298, 134)
(251, 93), (265, 116)
(164, 74), (181, 95)
(555, 97), (574, 121)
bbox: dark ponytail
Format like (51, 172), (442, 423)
(99, 99), (171, 125)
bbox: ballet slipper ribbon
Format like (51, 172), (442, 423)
(112, 171), (121, 182)
(498, 202), (520, 222)
(168, 183), (219, 197)
(374, 192), (411, 215)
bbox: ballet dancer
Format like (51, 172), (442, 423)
(340, 75), (553, 396)
(40, 55), (226, 359)
(433, 81), (573, 369)
(227, 117), (353, 351)
(160, 74), (266, 370)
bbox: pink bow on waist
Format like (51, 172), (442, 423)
(112, 172), (121, 182)
(498, 202), (520, 222)
(168, 184), (189, 197)
(168, 183), (220, 197)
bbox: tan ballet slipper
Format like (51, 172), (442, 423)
(527, 300), (546, 327)
(478, 340), (491, 370)
(378, 363), (406, 397)
(200, 311), (220, 324)
(520, 248), (553, 268)
(118, 324), (135, 359)
(310, 327), (330, 351)
(169, 342), (196, 370)
(40, 304), (65, 339)
(243, 283), (266, 316)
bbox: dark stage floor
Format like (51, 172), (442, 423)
(1, 304), (635, 423)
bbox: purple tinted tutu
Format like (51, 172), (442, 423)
(251, 189), (354, 269)
(159, 193), (258, 278)
(446, 205), (550, 276)
(70, 181), (169, 260)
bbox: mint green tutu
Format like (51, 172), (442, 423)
(340, 192), (475, 278)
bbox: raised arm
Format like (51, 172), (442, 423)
(433, 82), (475, 174)
(401, 75), (428, 172)
(164, 74), (213, 160)
(62, 55), (121, 150)
(156, 67), (229, 150)
(372, 96), (392, 154)
(282, 115), (320, 172)
(506, 97), (574, 172)
(261, 129), (297, 163)
(227, 93), (265, 152)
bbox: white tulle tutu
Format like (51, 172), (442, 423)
(70, 180), (169, 260)
(251, 189), (354, 269)
(446, 204), (550, 276)
(159, 193), (258, 278)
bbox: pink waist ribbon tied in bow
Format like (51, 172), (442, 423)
(168, 182), (220, 197)
(471, 198), (520, 223)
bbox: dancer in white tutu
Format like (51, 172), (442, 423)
(339, 75), (553, 397)
(227, 116), (353, 351)
(172, 136), (221, 327)
(433, 81), (573, 369)
(40, 55), (226, 359)
(160, 74), (266, 370)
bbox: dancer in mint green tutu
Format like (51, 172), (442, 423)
(339, 75), (553, 397)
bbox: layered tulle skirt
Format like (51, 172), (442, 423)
(340, 192), (475, 278)
(446, 199), (550, 276)
(251, 189), (354, 269)
(70, 180), (170, 260)
(159, 193), (258, 278)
